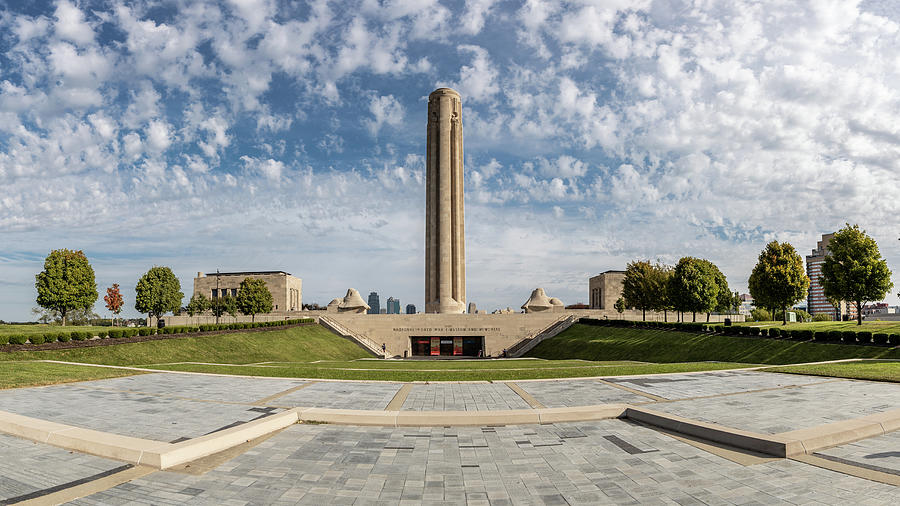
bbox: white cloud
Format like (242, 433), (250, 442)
(145, 120), (173, 153)
(53, 0), (95, 45)
(460, 0), (499, 35)
(449, 45), (498, 103)
(365, 94), (405, 136)
(241, 155), (285, 181)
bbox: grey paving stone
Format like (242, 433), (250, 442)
(272, 381), (401, 410)
(0, 382), (285, 441)
(517, 379), (648, 407)
(817, 430), (900, 474)
(0, 433), (125, 503)
(72, 373), (305, 403)
(68, 421), (900, 505)
(401, 383), (530, 411)
(649, 379), (900, 433)
(605, 370), (830, 400)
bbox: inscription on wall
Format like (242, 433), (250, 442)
(392, 327), (500, 332)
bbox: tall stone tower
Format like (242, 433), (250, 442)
(425, 88), (466, 314)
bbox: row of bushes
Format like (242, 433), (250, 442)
(720, 325), (900, 345)
(580, 318), (718, 333)
(0, 319), (314, 346)
(578, 318), (899, 346)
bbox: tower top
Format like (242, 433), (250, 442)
(430, 87), (460, 98)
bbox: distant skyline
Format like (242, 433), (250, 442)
(2, 0), (900, 321)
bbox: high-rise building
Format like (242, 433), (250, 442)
(367, 292), (380, 315)
(806, 234), (857, 320)
(385, 297), (400, 314)
(406, 304), (416, 314)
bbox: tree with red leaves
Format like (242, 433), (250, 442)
(104, 284), (124, 326)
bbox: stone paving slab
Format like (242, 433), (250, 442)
(272, 381), (401, 410)
(817, 430), (900, 475)
(518, 379), (649, 408)
(650, 380), (900, 434)
(69, 421), (900, 505)
(0, 433), (126, 503)
(605, 370), (830, 400)
(0, 384), (284, 442)
(72, 373), (306, 404)
(400, 383), (530, 411)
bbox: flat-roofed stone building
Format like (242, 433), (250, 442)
(193, 271), (302, 312)
(589, 270), (625, 310)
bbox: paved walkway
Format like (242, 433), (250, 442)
(0, 369), (897, 504)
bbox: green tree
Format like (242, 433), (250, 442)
(223, 295), (239, 322)
(614, 297), (626, 317)
(704, 260), (732, 322)
(35, 249), (98, 326)
(210, 295), (228, 322)
(623, 260), (656, 321)
(747, 241), (809, 325)
(185, 293), (211, 321)
(134, 266), (183, 326)
(236, 277), (273, 322)
(670, 257), (719, 322)
(651, 263), (674, 322)
(821, 224), (893, 325)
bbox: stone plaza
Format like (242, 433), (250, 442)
(0, 366), (898, 504)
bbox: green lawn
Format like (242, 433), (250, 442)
(0, 361), (141, 389)
(0, 324), (110, 336)
(527, 324), (900, 364)
(764, 361), (900, 383)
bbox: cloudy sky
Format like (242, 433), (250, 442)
(2, 0), (900, 320)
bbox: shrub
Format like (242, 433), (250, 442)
(888, 334), (900, 346)
(0, 335), (8, 345)
(823, 330), (840, 342)
(108, 329), (122, 338)
(126, 329), (139, 338)
(812, 313), (833, 322)
(43, 332), (58, 344)
(856, 331), (873, 344)
(137, 327), (149, 336)
(70, 331), (85, 341)
(8, 334), (28, 345)
(768, 327), (781, 338)
(841, 331), (857, 343)
(57, 332), (70, 342)
(749, 327), (760, 336)
(29, 334), (45, 345)
(873, 333), (889, 345)
(780, 329), (792, 339)
(95, 329), (109, 339)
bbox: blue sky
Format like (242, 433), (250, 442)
(2, 0), (900, 320)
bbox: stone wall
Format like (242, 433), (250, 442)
(589, 271), (625, 310)
(193, 272), (302, 312)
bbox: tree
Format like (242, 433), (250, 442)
(747, 241), (809, 325)
(821, 224), (893, 325)
(104, 284), (124, 326)
(670, 257), (719, 322)
(35, 249), (98, 326)
(223, 295), (239, 322)
(614, 297), (626, 317)
(134, 266), (183, 326)
(705, 260), (732, 322)
(236, 277), (273, 322)
(651, 263), (674, 322)
(623, 260), (656, 321)
(210, 295), (228, 321)
(185, 293), (211, 321)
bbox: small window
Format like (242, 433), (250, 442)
(275, 305), (278, 310)
(211, 289), (218, 299)
(231, 288), (237, 296)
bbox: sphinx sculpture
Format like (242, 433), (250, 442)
(521, 288), (564, 313)
(326, 288), (371, 313)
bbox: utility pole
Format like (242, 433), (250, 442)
(215, 269), (220, 325)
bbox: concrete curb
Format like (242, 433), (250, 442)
(2, 404), (898, 469)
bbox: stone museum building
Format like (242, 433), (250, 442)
(588, 270), (625, 310)
(193, 271), (302, 312)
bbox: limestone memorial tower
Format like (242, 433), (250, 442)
(425, 88), (466, 314)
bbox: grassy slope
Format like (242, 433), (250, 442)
(0, 325), (372, 366)
(0, 324), (109, 336)
(764, 361), (900, 383)
(527, 324), (900, 365)
(731, 321), (900, 333)
(0, 362), (141, 389)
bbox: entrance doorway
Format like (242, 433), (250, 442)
(410, 336), (484, 357)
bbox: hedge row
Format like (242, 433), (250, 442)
(578, 318), (900, 346)
(0, 319), (313, 347)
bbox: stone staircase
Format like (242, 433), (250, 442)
(507, 314), (578, 358)
(318, 315), (383, 357)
